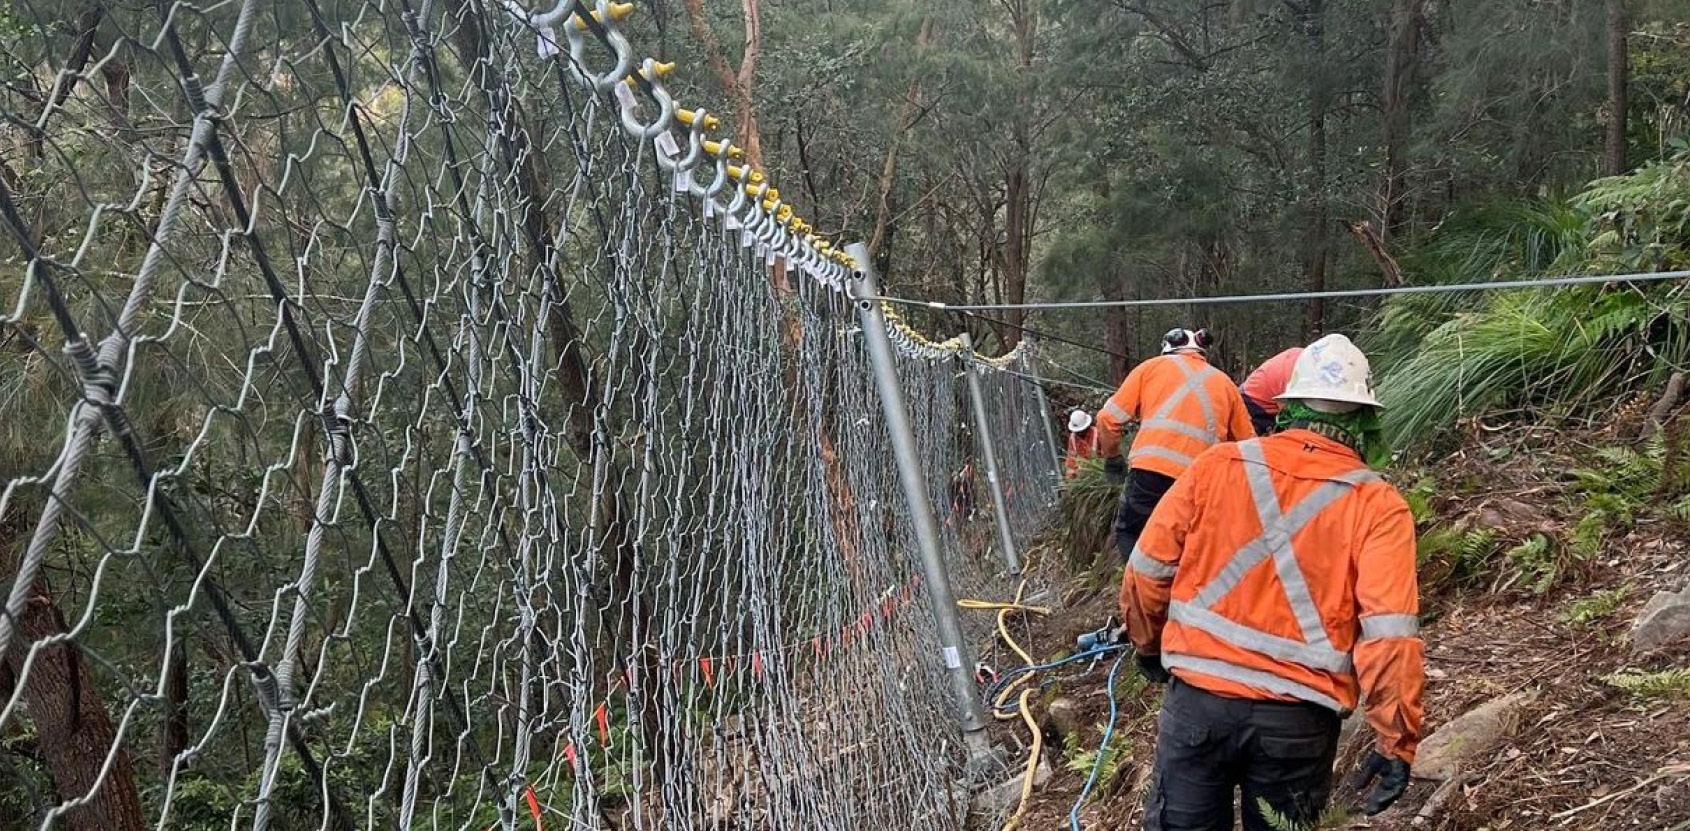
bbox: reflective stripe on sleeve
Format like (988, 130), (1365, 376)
(1162, 653), (1344, 712)
(1359, 613), (1419, 641)
(1129, 546), (1178, 583)
(1169, 602), (1353, 673)
(1102, 400), (1131, 423)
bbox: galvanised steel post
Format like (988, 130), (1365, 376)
(844, 242), (990, 750)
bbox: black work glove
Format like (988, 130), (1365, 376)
(1134, 651), (1170, 684)
(1350, 749), (1411, 815)
(1103, 456), (1127, 480)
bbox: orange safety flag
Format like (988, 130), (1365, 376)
(594, 702), (610, 746)
(751, 651), (765, 678)
(562, 741), (579, 772)
(525, 786), (544, 830)
(1120, 431), (1424, 762)
(1096, 352), (1255, 479)
(699, 656), (715, 687)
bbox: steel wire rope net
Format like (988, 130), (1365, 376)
(0, 1), (1061, 829)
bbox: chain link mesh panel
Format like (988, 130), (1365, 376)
(0, 2), (1058, 828)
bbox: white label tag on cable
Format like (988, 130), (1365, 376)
(536, 26), (561, 58)
(765, 248), (777, 266)
(941, 646), (962, 670)
(675, 168), (693, 193)
(612, 81), (638, 110)
(654, 131), (679, 162)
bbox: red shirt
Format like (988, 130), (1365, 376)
(1238, 348), (1303, 415)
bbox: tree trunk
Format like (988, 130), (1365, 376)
(999, 0), (1038, 350)
(1604, 0), (1628, 176)
(1105, 298), (1132, 383)
(0, 574), (145, 831)
(162, 638), (189, 772)
(867, 16), (935, 260)
(1299, 0), (1329, 336)
(682, 0), (763, 164)
(1381, 0), (1426, 241)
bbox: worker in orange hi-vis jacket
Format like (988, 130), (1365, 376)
(1120, 333), (1424, 831)
(1238, 346), (1303, 435)
(1096, 328), (1255, 562)
(1064, 409), (1102, 479)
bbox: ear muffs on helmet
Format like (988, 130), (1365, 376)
(1163, 328), (1213, 353)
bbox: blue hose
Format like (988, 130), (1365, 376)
(983, 644), (1125, 715)
(1068, 650), (1128, 831)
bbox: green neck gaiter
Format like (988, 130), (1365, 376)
(1276, 401), (1392, 468)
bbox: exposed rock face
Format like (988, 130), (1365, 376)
(1631, 583), (1690, 654)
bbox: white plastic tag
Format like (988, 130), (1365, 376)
(536, 26), (561, 58)
(612, 82), (638, 110)
(653, 131), (679, 161)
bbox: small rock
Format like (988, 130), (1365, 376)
(1472, 497), (1550, 534)
(969, 759), (1054, 818)
(1411, 690), (1536, 781)
(1631, 584), (1690, 653)
(1043, 695), (1086, 745)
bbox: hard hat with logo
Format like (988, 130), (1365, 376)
(1275, 333), (1382, 413)
(1161, 327), (1213, 355)
(1068, 409), (1093, 432)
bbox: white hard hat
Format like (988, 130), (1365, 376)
(1275, 333), (1383, 411)
(1068, 409), (1093, 432)
(1161, 328), (1212, 354)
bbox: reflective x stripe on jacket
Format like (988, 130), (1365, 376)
(1120, 431), (1426, 763)
(1064, 429), (1101, 478)
(1095, 354), (1254, 480)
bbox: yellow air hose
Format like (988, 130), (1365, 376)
(958, 580), (1051, 830)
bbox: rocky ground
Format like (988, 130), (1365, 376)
(967, 420), (1690, 830)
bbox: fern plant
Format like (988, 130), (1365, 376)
(1254, 798), (1352, 831)
(1063, 723), (1135, 799)
(1562, 584), (1633, 626)
(1606, 668), (1690, 700)
(1371, 148), (1690, 448)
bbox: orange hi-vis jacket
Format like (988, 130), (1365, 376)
(1120, 430), (1425, 762)
(1064, 428), (1102, 478)
(1097, 353), (1255, 479)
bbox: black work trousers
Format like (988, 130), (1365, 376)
(1143, 678), (1341, 831)
(1113, 468), (1177, 561)
(1243, 395), (1278, 437)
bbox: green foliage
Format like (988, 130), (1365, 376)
(1254, 799), (1352, 831)
(1503, 533), (1562, 595)
(1402, 476), (1438, 525)
(1562, 584), (1633, 627)
(1669, 493), (1690, 523)
(1417, 524), (1501, 588)
(1606, 668), (1690, 700)
(1375, 147), (1690, 447)
(1051, 459), (1124, 570)
(1062, 723), (1134, 799)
